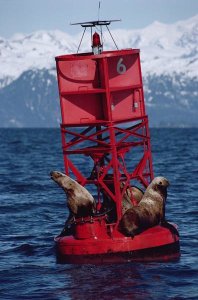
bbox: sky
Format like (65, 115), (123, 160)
(0, 0), (198, 38)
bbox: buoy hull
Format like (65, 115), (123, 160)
(55, 223), (180, 264)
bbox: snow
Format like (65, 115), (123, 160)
(0, 15), (197, 87)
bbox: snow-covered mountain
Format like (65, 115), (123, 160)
(0, 15), (197, 127)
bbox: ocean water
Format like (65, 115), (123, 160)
(0, 128), (197, 300)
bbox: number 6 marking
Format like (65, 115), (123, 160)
(117, 58), (126, 74)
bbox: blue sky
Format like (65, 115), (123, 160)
(0, 0), (198, 38)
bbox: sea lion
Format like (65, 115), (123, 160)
(100, 183), (144, 222)
(121, 185), (144, 214)
(118, 176), (169, 237)
(50, 171), (96, 217)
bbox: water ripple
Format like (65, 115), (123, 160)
(0, 128), (197, 300)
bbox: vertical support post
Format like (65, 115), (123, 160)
(145, 116), (154, 180)
(102, 56), (123, 220)
(61, 125), (69, 175)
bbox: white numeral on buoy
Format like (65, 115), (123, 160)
(117, 58), (126, 74)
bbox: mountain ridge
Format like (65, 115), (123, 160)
(0, 14), (197, 84)
(0, 15), (197, 127)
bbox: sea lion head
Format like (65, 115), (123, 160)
(141, 176), (169, 200)
(50, 171), (77, 196)
(50, 171), (96, 216)
(152, 176), (169, 188)
(151, 176), (169, 200)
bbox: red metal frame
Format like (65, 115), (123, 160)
(56, 49), (154, 224)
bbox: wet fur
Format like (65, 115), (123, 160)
(118, 177), (169, 237)
(50, 171), (96, 217)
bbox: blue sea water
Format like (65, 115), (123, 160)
(0, 128), (197, 300)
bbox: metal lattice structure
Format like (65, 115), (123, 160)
(56, 48), (154, 221)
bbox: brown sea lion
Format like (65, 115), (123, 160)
(118, 176), (169, 237)
(50, 171), (96, 217)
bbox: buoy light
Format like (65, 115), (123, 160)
(92, 32), (103, 55)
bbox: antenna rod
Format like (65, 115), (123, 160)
(106, 25), (119, 50)
(77, 27), (86, 53)
(98, 1), (101, 21)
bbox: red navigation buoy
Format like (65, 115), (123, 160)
(54, 20), (180, 264)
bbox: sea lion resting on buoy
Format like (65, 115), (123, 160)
(50, 171), (96, 217)
(118, 176), (169, 237)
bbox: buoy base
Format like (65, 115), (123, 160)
(55, 223), (180, 264)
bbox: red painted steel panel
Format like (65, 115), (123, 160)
(57, 59), (98, 92)
(60, 93), (106, 124)
(107, 53), (141, 88)
(56, 49), (145, 124)
(111, 89), (143, 120)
